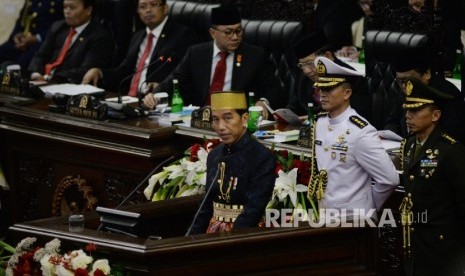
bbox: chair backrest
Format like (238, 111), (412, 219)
(363, 30), (428, 130)
(167, 0), (219, 42)
(364, 30), (428, 76)
(94, 0), (135, 65)
(242, 20), (302, 100)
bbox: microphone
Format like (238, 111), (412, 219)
(116, 55), (165, 103)
(97, 152), (185, 232)
(137, 57), (173, 108)
(185, 162), (222, 236)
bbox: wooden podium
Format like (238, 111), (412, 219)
(9, 196), (379, 275)
(0, 99), (198, 223)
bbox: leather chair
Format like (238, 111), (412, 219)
(242, 20), (302, 101)
(364, 30), (428, 130)
(167, 0), (219, 42)
(94, 0), (135, 66)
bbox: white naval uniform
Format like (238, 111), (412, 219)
(314, 107), (399, 217)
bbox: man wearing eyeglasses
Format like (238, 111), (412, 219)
(82, 0), (197, 94)
(144, 4), (284, 118)
(288, 31), (371, 123)
(389, 46), (465, 142)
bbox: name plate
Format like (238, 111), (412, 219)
(66, 94), (108, 120)
(1, 73), (28, 96)
(191, 106), (213, 131)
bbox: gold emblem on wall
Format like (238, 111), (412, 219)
(52, 175), (97, 216)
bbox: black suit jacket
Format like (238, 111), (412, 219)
(189, 133), (276, 234)
(402, 127), (465, 275)
(156, 41), (285, 109)
(101, 18), (197, 92)
(28, 18), (115, 83)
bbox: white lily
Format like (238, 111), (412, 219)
(273, 168), (307, 208)
(143, 170), (169, 200)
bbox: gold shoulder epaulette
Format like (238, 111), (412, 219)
(316, 112), (328, 120)
(349, 116), (367, 129)
(441, 133), (457, 144)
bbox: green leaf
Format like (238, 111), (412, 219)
(175, 184), (190, 198)
(0, 240), (15, 254)
(164, 176), (185, 188)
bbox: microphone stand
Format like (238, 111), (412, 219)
(137, 57), (173, 109)
(97, 153), (180, 232)
(116, 56), (165, 103)
(185, 162), (221, 236)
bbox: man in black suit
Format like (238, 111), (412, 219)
(82, 0), (197, 95)
(28, 0), (114, 84)
(0, 0), (64, 74)
(400, 78), (465, 276)
(289, 31), (372, 123)
(144, 4), (284, 119)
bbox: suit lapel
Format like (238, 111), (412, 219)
(199, 43), (213, 100)
(231, 44), (245, 89)
(151, 20), (170, 60)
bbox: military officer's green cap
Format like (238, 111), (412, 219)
(402, 78), (453, 109)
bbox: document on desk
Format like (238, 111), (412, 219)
(39, 84), (104, 96)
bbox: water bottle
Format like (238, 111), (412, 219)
(307, 102), (316, 127)
(248, 92), (255, 107)
(171, 79), (183, 112)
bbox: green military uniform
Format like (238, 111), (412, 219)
(400, 78), (465, 276)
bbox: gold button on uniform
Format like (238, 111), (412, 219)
(409, 175), (414, 181)
(439, 235), (444, 240)
(410, 227), (414, 232)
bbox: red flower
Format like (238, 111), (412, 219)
(93, 269), (106, 276)
(203, 139), (221, 152)
(85, 243), (97, 253)
(75, 268), (90, 276)
(189, 144), (201, 161)
(275, 164), (284, 176)
(292, 160), (311, 185)
(279, 150), (288, 159)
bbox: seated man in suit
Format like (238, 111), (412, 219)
(28, 0), (115, 84)
(289, 31), (372, 123)
(0, 0), (64, 74)
(143, 4), (285, 119)
(82, 0), (197, 96)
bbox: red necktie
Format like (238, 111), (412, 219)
(207, 51), (229, 105)
(128, 33), (154, 97)
(45, 27), (77, 75)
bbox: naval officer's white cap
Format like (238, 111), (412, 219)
(313, 56), (363, 88)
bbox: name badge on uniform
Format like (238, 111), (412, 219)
(315, 140), (322, 146)
(420, 159), (437, 168)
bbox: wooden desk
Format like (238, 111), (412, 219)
(0, 99), (198, 222)
(9, 197), (379, 275)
